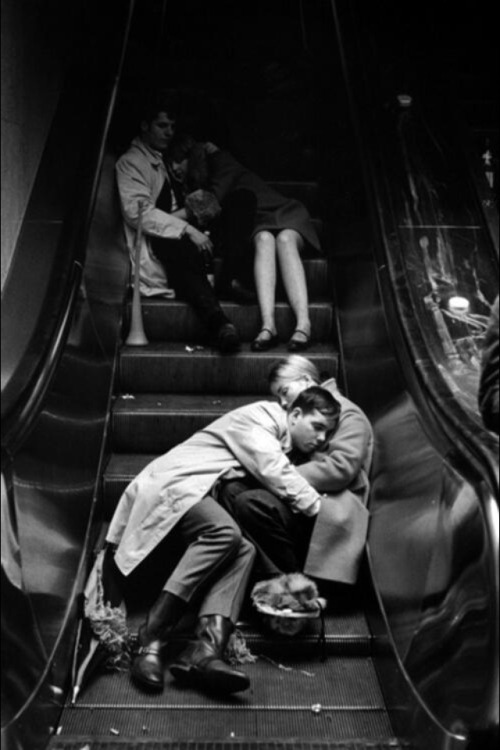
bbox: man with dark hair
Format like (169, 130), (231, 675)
(105, 387), (339, 696)
(115, 94), (240, 352)
(219, 357), (372, 584)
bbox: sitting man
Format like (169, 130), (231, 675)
(218, 355), (373, 586)
(104, 386), (339, 696)
(115, 92), (240, 352)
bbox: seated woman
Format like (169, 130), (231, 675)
(169, 135), (321, 351)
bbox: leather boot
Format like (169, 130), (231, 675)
(169, 614), (250, 694)
(131, 591), (185, 691)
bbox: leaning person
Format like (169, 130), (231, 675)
(115, 94), (240, 353)
(169, 135), (320, 351)
(104, 386), (339, 696)
(218, 355), (373, 585)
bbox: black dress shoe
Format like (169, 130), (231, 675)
(216, 323), (240, 353)
(251, 328), (280, 352)
(287, 329), (311, 352)
(131, 638), (165, 690)
(170, 615), (250, 695)
(170, 638), (250, 694)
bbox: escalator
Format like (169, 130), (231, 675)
(1, 2), (498, 749)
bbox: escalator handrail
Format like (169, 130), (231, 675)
(1, 261), (82, 460)
(0, 0), (135, 462)
(330, 0), (499, 493)
(330, 0), (499, 740)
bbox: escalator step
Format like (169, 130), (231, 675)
(134, 300), (334, 344)
(49, 739), (408, 749)
(52, 656), (400, 745)
(119, 344), (339, 395)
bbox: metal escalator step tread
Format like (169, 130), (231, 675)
(113, 393), (267, 415)
(111, 394), (287, 453)
(135, 300), (334, 344)
(119, 344), (339, 395)
(53, 656), (400, 743)
(49, 739), (409, 749)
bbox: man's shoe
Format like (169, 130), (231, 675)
(170, 615), (250, 694)
(131, 636), (166, 691)
(216, 323), (240, 354)
(130, 591), (186, 692)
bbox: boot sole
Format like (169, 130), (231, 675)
(170, 663), (250, 694)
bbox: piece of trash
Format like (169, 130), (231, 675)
(79, 745), (91, 750)
(55, 726), (62, 735)
(142, 725), (149, 734)
(110, 728), (120, 736)
(185, 346), (196, 352)
(230, 732), (235, 738)
(185, 345), (205, 353)
(120, 394), (135, 400)
(212, 400), (222, 405)
(259, 654), (314, 676)
(311, 703), (322, 714)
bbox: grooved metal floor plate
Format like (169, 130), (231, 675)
(50, 741), (407, 750)
(57, 656), (392, 741)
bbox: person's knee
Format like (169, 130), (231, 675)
(211, 519), (243, 555)
(276, 229), (299, 249)
(234, 489), (284, 527)
(255, 230), (274, 246)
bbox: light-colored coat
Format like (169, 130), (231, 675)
(300, 379), (373, 584)
(106, 401), (321, 577)
(115, 137), (189, 297)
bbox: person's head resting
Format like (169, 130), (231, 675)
(139, 93), (179, 153)
(287, 386), (340, 454)
(269, 355), (321, 409)
(169, 133), (199, 184)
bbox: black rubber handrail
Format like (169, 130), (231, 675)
(330, 0), (499, 492)
(0, 0), (135, 461)
(330, 0), (499, 742)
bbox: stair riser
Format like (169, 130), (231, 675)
(119, 351), (338, 394)
(212, 255), (329, 293)
(133, 303), (333, 343)
(112, 410), (257, 452)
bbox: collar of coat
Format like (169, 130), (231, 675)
(131, 137), (166, 170)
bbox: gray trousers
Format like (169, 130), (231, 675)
(108, 496), (256, 626)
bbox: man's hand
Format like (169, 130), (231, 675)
(185, 225), (214, 253)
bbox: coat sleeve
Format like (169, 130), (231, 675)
(296, 409), (371, 493)
(222, 409), (321, 516)
(116, 156), (188, 239)
(208, 151), (246, 203)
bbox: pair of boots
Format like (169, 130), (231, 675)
(131, 591), (249, 694)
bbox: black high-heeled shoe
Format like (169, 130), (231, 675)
(251, 328), (280, 352)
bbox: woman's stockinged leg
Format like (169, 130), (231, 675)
(276, 230), (311, 343)
(252, 230), (278, 346)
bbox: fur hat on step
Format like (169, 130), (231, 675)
(251, 573), (326, 636)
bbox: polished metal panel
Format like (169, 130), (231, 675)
(1, 149), (130, 750)
(331, 1), (499, 744)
